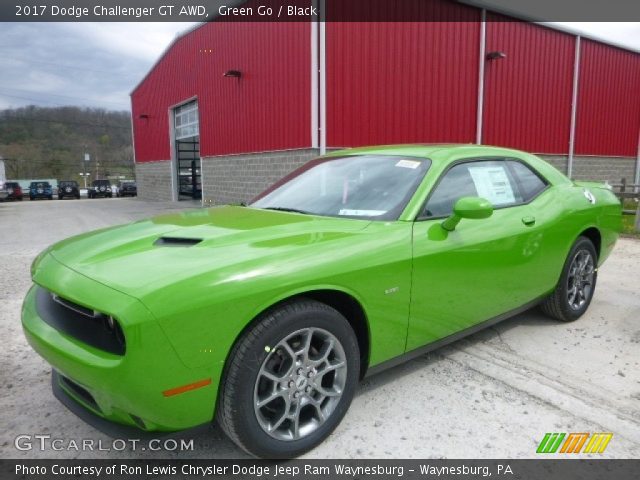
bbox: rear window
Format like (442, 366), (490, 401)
(507, 160), (547, 202)
(5, 182), (19, 188)
(31, 182), (50, 188)
(60, 181), (78, 187)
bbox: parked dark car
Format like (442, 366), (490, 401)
(88, 179), (112, 199)
(116, 181), (137, 197)
(29, 181), (53, 200)
(3, 182), (23, 201)
(57, 180), (81, 200)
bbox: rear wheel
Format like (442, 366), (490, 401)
(540, 236), (598, 322)
(218, 299), (359, 458)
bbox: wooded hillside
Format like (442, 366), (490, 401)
(0, 106), (134, 181)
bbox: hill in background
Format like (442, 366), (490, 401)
(0, 106), (134, 183)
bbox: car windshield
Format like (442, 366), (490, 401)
(251, 155), (430, 220)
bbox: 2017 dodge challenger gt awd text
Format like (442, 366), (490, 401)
(22, 145), (621, 458)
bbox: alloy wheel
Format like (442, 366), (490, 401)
(253, 327), (347, 441)
(567, 249), (595, 310)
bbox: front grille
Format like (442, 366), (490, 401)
(36, 287), (126, 355)
(59, 374), (101, 413)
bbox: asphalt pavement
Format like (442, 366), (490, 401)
(1, 198), (638, 459)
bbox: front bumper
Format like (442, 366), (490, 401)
(21, 254), (219, 432)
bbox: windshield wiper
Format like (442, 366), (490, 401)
(263, 207), (310, 215)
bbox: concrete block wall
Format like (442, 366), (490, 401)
(201, 149), (320, 205)
(538, 155), (568, 175)
(135, 160), (173, 202)
(539, 155), (638, 184)
(135, 151), (639, 203)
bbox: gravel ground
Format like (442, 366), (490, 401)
(0, 198), (638, 459)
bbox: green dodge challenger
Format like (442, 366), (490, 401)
(22, 145), (621, 457)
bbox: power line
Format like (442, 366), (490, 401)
(0, 91), (130, 110)
(0, 86), (130, 108)
(0, 54), (135, 77)
(0, 114), (132, 130)
(0, 92), (69, 107)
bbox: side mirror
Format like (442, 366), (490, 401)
(441, 197), (493, 231)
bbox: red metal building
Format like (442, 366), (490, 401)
(131, 0), (640, 203)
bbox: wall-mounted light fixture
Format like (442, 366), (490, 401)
(223, 70), (242, 79)
(486, 51), (506, 61)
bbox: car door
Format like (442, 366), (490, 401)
(406, 158), (550, 351)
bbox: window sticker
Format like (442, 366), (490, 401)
(468, 165), (515, 205)
(339, 209), (386, 216)
(395, 159), (421, 169)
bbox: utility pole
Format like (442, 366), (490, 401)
(83, 150), (90, 188)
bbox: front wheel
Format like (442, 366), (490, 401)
(540, 236), (598, 322)
(217, 300), (360, 458)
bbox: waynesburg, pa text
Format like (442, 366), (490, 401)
(15, 463), (513, 477)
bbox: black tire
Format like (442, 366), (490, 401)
(48, 196), (53, 200)
(217, 299), (360, 458)
(540, 236), (598, 322)
(58, 195), (63, 200)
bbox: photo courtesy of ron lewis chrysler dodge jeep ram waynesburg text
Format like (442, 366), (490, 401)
(21, 145), (621, 458)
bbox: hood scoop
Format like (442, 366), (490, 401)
(154, 237), (203, 247)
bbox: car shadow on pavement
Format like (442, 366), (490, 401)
(356, 306), (555, 397)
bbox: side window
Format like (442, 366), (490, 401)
(423, 160), (522, 218)
(508, 160), (547, 202)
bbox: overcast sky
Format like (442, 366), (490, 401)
(0, 21), (639, 112)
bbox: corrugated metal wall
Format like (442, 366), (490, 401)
(132, 21), (310, 163)
(482, 17), (575, 153)
(575, 39), (640, 157)
(132, 0), (640, 164)
(325, 1), (480, 147)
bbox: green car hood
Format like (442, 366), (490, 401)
(48, 206), (371, 298)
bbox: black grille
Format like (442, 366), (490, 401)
(59, 374), (101, 413)
(36, 287), (126, 355)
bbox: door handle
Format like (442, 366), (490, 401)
(522, 216), (536, 226)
